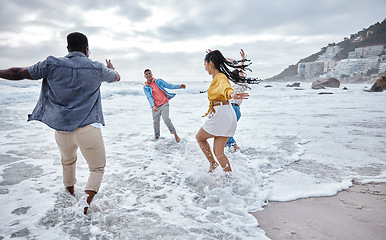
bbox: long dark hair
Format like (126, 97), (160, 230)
(231, 69), (261, 84)
(205, 50), (255, 83)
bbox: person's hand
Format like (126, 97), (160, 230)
(106, 59), (121, 82)
(240, 49), (246, 60)
(106, 59), (115, 70)
(180, 84), (186, 89)
(206, 49), (212, 54)
(152, 106), (159, 112)
(231, 92), (249, 100)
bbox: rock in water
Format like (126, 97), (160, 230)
(286, 82), (301, 87)
(368, 76), (386, 92)
(312, 78), (340, 89)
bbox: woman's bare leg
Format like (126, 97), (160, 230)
(213, 136), (232, 172)
(196, 128), (218, 172)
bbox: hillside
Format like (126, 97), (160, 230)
(266, 18), (386, 82)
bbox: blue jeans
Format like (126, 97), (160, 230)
(226, 104), (241, 147)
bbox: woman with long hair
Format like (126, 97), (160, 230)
(196, 50), (249, 172)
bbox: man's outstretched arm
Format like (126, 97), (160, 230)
(0, 67), (33, 80)
(105, 60), (120, 82)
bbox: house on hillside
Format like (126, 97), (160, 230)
(297, 62), (324, 79)
(351, 30), (374, 43)
(320, 45), (385, 78)
(379, 55), (386, 74)
(324, 57), (380, 78)
(352, 35), (365, 43)
(348, 45), (384, 59)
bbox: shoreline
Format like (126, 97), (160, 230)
(252, 182), (386, 240)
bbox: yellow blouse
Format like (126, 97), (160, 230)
(203, 73), (234, 117)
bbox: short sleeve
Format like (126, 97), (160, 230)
(99, 62), (116, 83)
(28, 59), (49, 80)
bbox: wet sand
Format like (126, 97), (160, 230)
(252, 182), (386, 240)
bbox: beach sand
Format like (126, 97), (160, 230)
(252, 182), (386, 240)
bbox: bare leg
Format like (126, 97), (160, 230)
(196, 128), (218, 172)
(213, 136), (232, 172)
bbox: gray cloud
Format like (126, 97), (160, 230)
(0, 0), (385, 80)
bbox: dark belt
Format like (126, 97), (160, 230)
(231, 103), (239, 107)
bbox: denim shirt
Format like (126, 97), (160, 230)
(143, 78), (181, 108)
(28, 51), (116, 132)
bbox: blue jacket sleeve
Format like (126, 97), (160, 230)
(143, 85), (155, 108)
(156, 79), (181, 89)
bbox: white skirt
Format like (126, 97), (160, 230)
(202, 104), (237, 137)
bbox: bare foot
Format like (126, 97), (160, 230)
(208, 161), (219, 173)
(233, 144), (240, 152)
(84, 190), (96, 215)
(66, 186), (74, 195)
(223, 164), (232, 172)
(174, 132), (180, 143)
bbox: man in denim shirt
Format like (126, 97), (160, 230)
(0, 32), (120, 214)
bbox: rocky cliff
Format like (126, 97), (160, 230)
(266, 18), (386, 83)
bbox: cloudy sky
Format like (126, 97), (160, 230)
(0, 0), (385, 82)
